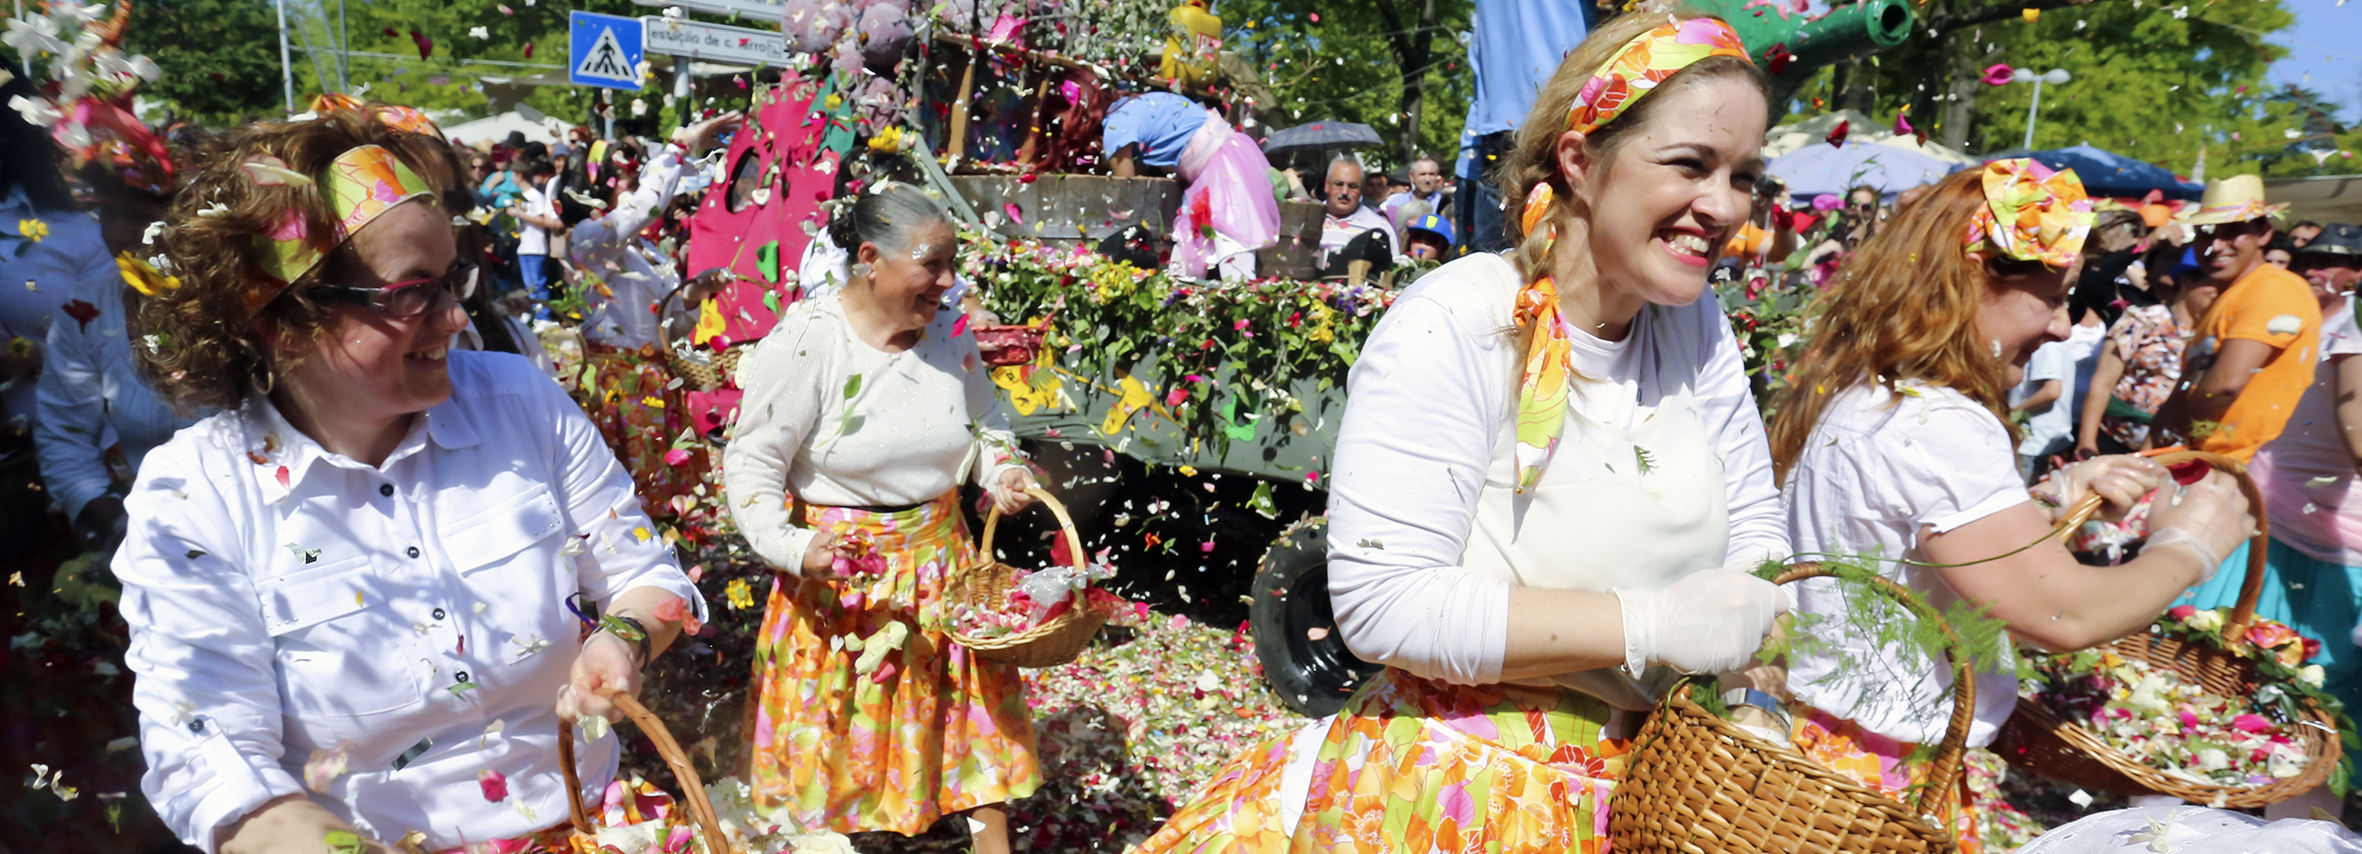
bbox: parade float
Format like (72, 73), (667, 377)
(671, 0), (1922, 720)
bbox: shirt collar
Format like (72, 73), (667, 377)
(243, 391), (481, 503)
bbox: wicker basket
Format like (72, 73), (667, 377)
(1991, 449), (2342, 809)
(945, 486), (1108, 668)
(1610, 564), (1973, 854)
(557, 691), (734, 854)
(655, 283), (748, 392)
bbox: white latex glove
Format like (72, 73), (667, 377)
(2145, 469), (2254, 587)
(2040, 455), (2169, 521)
(1614, 570), (1791, 678)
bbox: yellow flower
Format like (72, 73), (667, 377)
(19, 218), (48, 242)
(867, 126), (906, 153)
(725, 577), (754, 610)
(116, 253), (181, 296)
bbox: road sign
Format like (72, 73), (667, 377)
(568, 10), (646, 90)
(641, 16), (788, 67)
(630, 0), (784, 24)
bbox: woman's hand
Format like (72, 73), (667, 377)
(671, 110), (745, 156)
(2145, 468), (2255, 587)
(556, 630), (641, 723)
(2042, 454), (2168, 522)
(1617, 569), (1790, 676)
(799, 529), (848, 581)
(990, 469), (1039, 516)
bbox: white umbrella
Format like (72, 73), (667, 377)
(1764, 109), (1980, 166)
(442, 109), (579, 147)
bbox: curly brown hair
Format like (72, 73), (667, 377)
(130, 106), (467, 415)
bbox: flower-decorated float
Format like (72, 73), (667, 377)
(664, 0), (1930, 723)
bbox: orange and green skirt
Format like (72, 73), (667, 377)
(1136, 669), (1631, 854)
(746, 491), (1041, 835)
(1790, 707), (1987, 854)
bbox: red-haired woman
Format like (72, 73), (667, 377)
(1766, 162), (2256, 847)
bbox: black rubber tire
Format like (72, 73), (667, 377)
(1250, 518), (1382, 717)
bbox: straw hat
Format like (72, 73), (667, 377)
(2180, 174), (2289, 226)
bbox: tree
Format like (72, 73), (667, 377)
(1218, 0), (1474, 169)
(1783, 0), (2353, 176)
(124, 0), (284, 124)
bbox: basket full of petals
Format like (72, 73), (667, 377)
(945, 486), (1124, 668)
(1994, 449), (2346, 808)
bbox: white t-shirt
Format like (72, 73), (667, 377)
(2065, 319), (2106, 427)
(1784, 380), (2029, 747)
(516, 180), (553, 257)
(2013, 340), (2076, 457)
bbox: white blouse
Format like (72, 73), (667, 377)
(1323, 253), (1788, 686)
(1783, 380), (2029, 747)
(724, 294), (1025, 574)
(117, 352), (705, 852)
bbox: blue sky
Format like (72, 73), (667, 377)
(2268, 0), (2362, 121)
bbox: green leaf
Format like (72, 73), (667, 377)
(843, 374), (862, 400)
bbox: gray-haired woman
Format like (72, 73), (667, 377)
(722, 183), (1042, 853)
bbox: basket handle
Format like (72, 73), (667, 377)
(556, 691), (734, 854)
(1773, 563), (1974, 820)
(2055, 448), (2268, 638)
(965, 485), (1087, 583)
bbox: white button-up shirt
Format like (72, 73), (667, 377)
(36, 275), (201, 520)
(116, 351), (706, 852)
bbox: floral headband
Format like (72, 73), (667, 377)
(1511, 17), (1751, 491)
(244, 145), (438, 315)
(1963, 158), (2093, 269)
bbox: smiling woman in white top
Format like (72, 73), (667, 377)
(1766, 161), (2255, 841)
(1137, 13), (1788, 852)
(723, 182), (1041, 854)
(118, 106), (705, 854)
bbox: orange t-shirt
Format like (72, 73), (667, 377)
(1723, 222), (1770, 259)
(2186, 263), (2321, 460)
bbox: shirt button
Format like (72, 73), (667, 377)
(187, 718), (204, 733)
(379, 484), (394, 497)
(406, 546), (421, 558)
(432, 607), (447, 620)
(455, 671), (471, 684)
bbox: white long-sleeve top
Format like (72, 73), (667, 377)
(1324, 254), (1786, 686)
(724, 294), (1025, 574)
(571, 147), (688, 350)
(36, 275), (200, 519)
(116, 352), (705, 852)
(0, 190), (113, 423)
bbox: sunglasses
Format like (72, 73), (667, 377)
(311, 263), (479, 319)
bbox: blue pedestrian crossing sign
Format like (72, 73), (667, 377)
(568, 11), (645, 90)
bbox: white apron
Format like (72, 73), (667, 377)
(1458, 277), (1733, 710)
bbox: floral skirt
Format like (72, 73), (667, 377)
(1790, 707), (1986, 854)
(747, 492), (1041, 834)
(1135, 669), (1630, 854)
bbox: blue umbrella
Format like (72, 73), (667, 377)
(1989, 144), (2203, 201)
(1767, 141), (1963, 200)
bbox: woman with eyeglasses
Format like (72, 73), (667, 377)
(115, 107), (707, 853)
